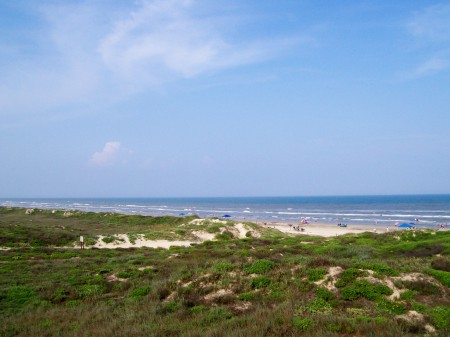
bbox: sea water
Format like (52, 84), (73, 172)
(2, 195), (450, 228)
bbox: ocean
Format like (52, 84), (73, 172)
(1, 195), (450, 228)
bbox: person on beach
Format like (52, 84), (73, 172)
(80, 235), (84, 250)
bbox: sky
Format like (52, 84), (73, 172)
(1, 0), (449, 198)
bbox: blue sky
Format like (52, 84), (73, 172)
(1, 0), (449, 197)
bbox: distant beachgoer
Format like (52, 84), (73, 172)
(80, 235), (84, 250)
(373, 228), (377, 233)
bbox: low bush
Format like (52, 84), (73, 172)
(244, 259), (275, 274)
(202, 307), (233, 325)
(427, 269), (450, 287)
(399, 280), (441, 295)
(130, 286), (151, 298)
(377, 299), (406, 315)
(341, 280), (392, 301)
(355, 262), (398, 276)
(403, 244), (444, 257)
(306, 297), (332, 314)
(1, 285), (38, 311)
(213, 262), (234, 273)
(78, 284), (106, 299)
(307, 268), (327, 282)
(156, 301), (180, 315)
(293, 317), (314, 331)
(431, 256), (450, 272)
(315, 287), (335, 301)
(216, 231), (234, 240)
(429, 306), (450, 330)
(251, 276), (271, 289)
(296, 279), (314, 292)
(335, 268), (367, 288)
(238, 292), (256, 301)
(188, 305), (208, 314)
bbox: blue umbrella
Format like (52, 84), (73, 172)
(222, 214), (232, 218)
(399, 223), (415, 229)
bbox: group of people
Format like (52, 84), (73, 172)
(289, 224), (305, 231)
(337, 223), (347, 227)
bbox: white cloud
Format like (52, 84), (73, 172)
(408, 4), (450, 42)
(406, 4), (450, 78)
(0, 0), (300, 117)
(414, 56), (450, 77)
(89, 141), (122, 167)
(98, 0), (282, 84)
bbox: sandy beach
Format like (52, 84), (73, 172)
(258, 221), (395, 237)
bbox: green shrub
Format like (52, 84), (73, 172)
(377, 299), (406, 315)
(251, 276), (271, 289)
(315, 287), (335, 301)
(429, 306), (450, 329)
(188, 305), (208, 314)
(65, 300), (81, 308)
(78, 284), (106, 298)
(297, 279), (314, 292)
(238, 292), (255, 301)
(3, 285), (38, 309)
(399, 290), (416, 300)
(335, 268), (367, 288)
(399, 280), (440, 295)
(355, 262), (398, 276)
(427, 269), (450, 287)
(307, 268), (327, 282)
(130, 286), (151, 298)
(156, 301), (180, 315)
(244, 259), (275, 274)
(341, 280), (392, 301)
(306, 297), (332, 314)
(293, 317), (314, 331)
(307, 256), (334, 268)
(202, 307), (233, 325)
(213, 262), (234, 273)
(216, 231), (234, 240)
(102, 236), (115, 244)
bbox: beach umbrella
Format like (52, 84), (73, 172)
(222, 214), (232, 218)
(398, 223), (414, 229)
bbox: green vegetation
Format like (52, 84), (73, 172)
(0, 207), (449, 336)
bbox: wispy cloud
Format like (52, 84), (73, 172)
(408, 4), (450, 42)
(406, 4), (450, 78)
(414, 56), (450, 77)
(89, 141), (123, 167)
(0, 0), (300, 117)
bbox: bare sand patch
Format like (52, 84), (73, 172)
(234, 223), (249, 238)
(203, 289), (235, 302)
(315, 266), (343, 291)
(192, 230), (216, 241)
(106, 274), (128, 283)
(92, 234), (193, 249)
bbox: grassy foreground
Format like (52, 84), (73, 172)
(0, 207), (449, 337)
